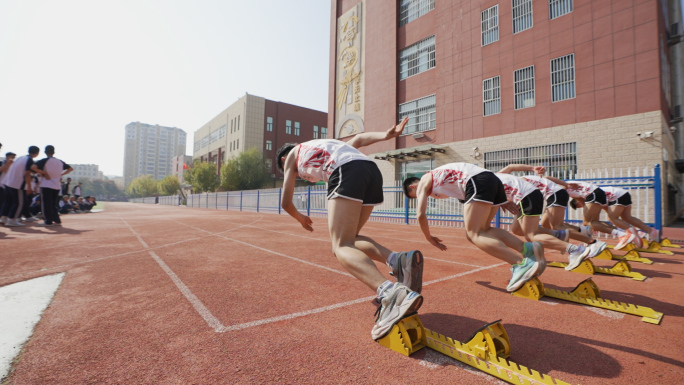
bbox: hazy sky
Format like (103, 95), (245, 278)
(0, 0), (331, 176)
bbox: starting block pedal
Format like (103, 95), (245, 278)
(594, 249), (653, 265)
(512, 277), (663, 324)
(659, 238), (680, 248)
(608, 242), (673, 255)
(377, 314), (573, 384)
(547, 259), (646, 281)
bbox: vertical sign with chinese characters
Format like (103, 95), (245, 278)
(335, 2), (365, 139)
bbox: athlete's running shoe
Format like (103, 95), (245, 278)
(371, 284), (423, 340)
(586, 240), (607, 258)
(389, 250), (424, 293)
(615, 233), (636, 250)
(506, 242), (545, 292)
(628, 228), (643, 248)
(566, 244), (591, 270)
(650, 228), (661, 243)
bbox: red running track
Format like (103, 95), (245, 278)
(1, 203), (683, 384)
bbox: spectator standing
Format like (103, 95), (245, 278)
(0, 146), (47, 227)
(0, 152), (15, 219)
(35, 145), (73, 226)
(61, 177), (71, 197)
(72, 182), (82, 198)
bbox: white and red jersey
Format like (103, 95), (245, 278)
(296, 139), (370, 183)
(602, 186), (628, 202)
(565, 180), (598, 198)
(428, 163), (487, 200)
(521, 175), (563, 200)
(495, 173), (538, 204)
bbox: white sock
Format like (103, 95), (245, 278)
(611, 229), (626, 237)
(377, 280), (394, 298)
(386, 252), (399, 267)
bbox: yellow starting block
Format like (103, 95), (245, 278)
(512, 277), (663, 324)
(377, 314), (574, 385)
(659, 238), (680, 248)
(594, 249), (653, 264)
(547, 259), (646, 281)
(608, 242), (674, 255)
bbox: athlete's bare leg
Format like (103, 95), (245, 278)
(355, 206), (393, 263)
(464, 201), (524, 265)
(584, 203), (615, 233)
(517, 216), (568, 252)
(604, 205), (633, 230)
(620, 205), (652, 233)
(328, 198), (387, 290)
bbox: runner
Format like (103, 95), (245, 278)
(277, 117), (423, 340)
(601, 186), (659, 243)
(494, 169), (606, 270)
(402, 163), (545, 292)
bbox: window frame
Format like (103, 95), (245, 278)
(399, 35), (436, 80)
(550, 53), (576, 102)
(549, 0), (573, 20)
(398, 94), (437, 135)
(512, 0), (534, 34)
(481, 5), (499, 46)
(514, 65), (536, 110)
(483, 76), (501, 116)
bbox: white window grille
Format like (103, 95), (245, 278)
(286, 120), (292, 134)
(266, 140), (272, 151)
(483, 76), (501, 116)
(321, 127), (328, 138)
(398, 94), (436, 134)
(266, 117), (273, 132)
(218, 125), (226, 139)
(551, 54), (575, 102)
(294, 122), (300, 136)
(201, 136), (209, 148)
(484, 142), (578, 177)
(313, 126), (319, 139)
(399, 0), (435, 27)
(549, 0), (573, 20)
(210, 130), (219, 144)
(194, 142), (200, 152)
(399, 35), (436, 80)
(481, 5), (499, 46)
(512, 0), (533, 33)
(514, 66), (535, 109)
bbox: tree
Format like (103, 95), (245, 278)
(80, 179), (123, 199)
(187, 162), (219, 193)
(126, 175), (159, 198)
(220, 147), (271, 191)
(158, 175), (181, 196)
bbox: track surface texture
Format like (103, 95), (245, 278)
(1, 203), (683, 384)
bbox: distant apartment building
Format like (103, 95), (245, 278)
(193, 93), (328, 182)
(172, 155), (193, 184)
(123, 122), (187, 187)
(70, 164), (104, 181)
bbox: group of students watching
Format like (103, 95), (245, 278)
(0, 143), (96, 227)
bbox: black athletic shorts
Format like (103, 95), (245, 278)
(327, 160), (383, 206)
(585, 188), (607, 205)
(517, 189), (544, 219)
(461, 171), (507, 206)
(546, 189), (570, 208)
(608, 192), (632, 207)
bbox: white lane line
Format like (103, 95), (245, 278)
(219, 262), (505, 333)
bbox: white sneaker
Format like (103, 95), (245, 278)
(566, 244), (591, 270)
(22, 217), (39, 222)
(0, 216), (7, 225)
(371, 284), (423, 340)
(628, 228), (643, 248)
(5, 219), (25, 227)
(586, 240), (607, 258)
(649, 228), (661, 243)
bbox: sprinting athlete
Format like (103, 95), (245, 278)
(277, 117), (423, 340)
(601, 186), (659, 243)
(402, 163), (545, 292)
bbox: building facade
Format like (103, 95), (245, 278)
(171, 155), (193, 185)
(329, 0), (684, 222)
(70, 164), (104, 181)
(123, 122), (187, 187)
(192, 93), (328, 182)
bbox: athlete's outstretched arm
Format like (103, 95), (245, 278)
(499, 163), (545, 175)
(346, 117), (408, 149)
(544, 175), (568, 187)
(415, 174), (446, 251)
(280, 148), (313, 232)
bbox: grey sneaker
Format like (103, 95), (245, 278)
(507, 242), (545, 292)
(371, 284), (423, 340)
(5, 219), (25, 227)
(389, 250), (424, 293)
(566, 244), (591, 270)
(586, 240), (607, 258)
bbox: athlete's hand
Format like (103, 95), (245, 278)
(386, 117), (409, 139)
(298, 214), (313, 232)
(567, 182), (580, 190)
(501, 201), (519, 216)
(427, 235), (447, 251)
(533, 166), (545, 176)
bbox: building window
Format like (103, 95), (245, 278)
(549, 0), (573, 20)
(398, 158), (435, 181)
(313, 125), (319, 139)
(399, 35), (436, 80)
(514, 66), (535, 109)
(266, 140), (272, 151)
(483, 76), (501, 116)
(194, 142), (200, 152)
(266, 117), (273, 131)
(512, 0), (533, 33)
(321, 127), (328, 138)
(551, 54), (575, 102)
(484, 142), (578, 177)
(237, 116), (240, 130)
(265, 159), (272, 172)
(399, 0), (435, 27)
(231, 120), (234, 133)
(201, 136), (209, 148)
(294, 121), (300, 136)
(210, 130), (219, 144)
(219, 125), (226, 139)
(236, 139), (239, 149)
(286, 120), (292, 134)
(481, 5), (499, 46)
(398, 94), (436, 134)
